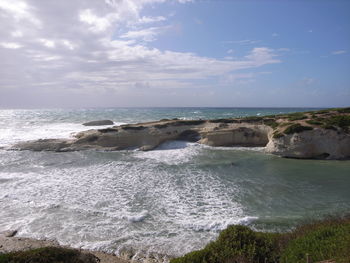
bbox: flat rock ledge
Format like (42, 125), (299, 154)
(83, 120), (114, 126)
(11, 115), (350, 160)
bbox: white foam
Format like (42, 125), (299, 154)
(135, 141), (200, 165)
(125, 210), (149, 223)
(0, 122), (125, 147)
(185, 216), (258, 232)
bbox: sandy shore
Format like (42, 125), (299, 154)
(0, 231), (129, 263)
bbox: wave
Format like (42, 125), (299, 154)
(0, 122), (125, 147)
(185, 216), (259, 232)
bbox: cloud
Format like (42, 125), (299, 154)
(222, 39), (261, 45)
(120, 26), (169, 42)
(0, 0), (282, 107)
(0, 42), (22, 49)
(193, 17), (202, 25)
(298, 77), (315, 86)
(272, 33), (278, 37)
(332, 50), (347, 55)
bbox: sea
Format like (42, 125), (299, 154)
(0, 108), (349, 261)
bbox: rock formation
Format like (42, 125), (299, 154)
(82, 120), (114, 126)
(11, 108), (350, 160)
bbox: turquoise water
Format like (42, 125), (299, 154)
(0, 108), (349, 260)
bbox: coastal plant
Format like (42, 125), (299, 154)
(324, 115), (350, 130)
(283, 124), (313, 135)
(273, 132), (284, 139)
(336, 107), (350, 113)
(280, 216), (350, 263)
(305, 120), (323, 126)
(172, 216), (350, 263)
(0, 247), (99, 263)
(287, 113), (308, 121)
(170, 225), (280, 263)
(263, 119), (279, 129)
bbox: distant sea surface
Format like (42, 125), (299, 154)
(1, 108), (350, 259)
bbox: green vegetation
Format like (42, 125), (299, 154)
(0, 247), (99, 263)
(287, 113), (308, 121)
(305, 120), (323, 126)
(322, 124), (337, 131)
(281, 217), (350, 263)
(171, 216), (350, 263)
(336, 107), (350, 113)
(241, 116), (264, 122)
(284, 124), (313, 134)
(273, 132), (284, 139)
(263, 119), (279, 129)
(315, 109), (331, 114)
(325, 115), (350, 129)
(171, 225), (280, 263)
(209, 119), (239, 124)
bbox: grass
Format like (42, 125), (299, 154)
(287, 113), (308, 121)
(305, 120), (323, 126)
(280, 217), (350, 263)
(284, 124), (313, 135)
(336, 107), (350, 113)
(170, 225), (280, 263)
(273, 132), (284, 139)
(171, 216), (350, 263)
(0, 247), (99, 263)
(263, 119), (279, 129)
(325, 115), (350, 129)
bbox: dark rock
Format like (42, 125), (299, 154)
(83, 120), (114, 126)
(3, 230), (17, 237)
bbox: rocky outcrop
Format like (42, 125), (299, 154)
(266, 128), (350, 159)
(83, 120), (114, 126)
(10, 108), (350, 160)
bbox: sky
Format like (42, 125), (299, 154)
(0, 0), (349, 108)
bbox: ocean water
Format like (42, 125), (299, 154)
(0, 108), (350, 261)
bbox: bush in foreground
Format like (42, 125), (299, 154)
(0, 247), (99, 263)
(171, 216), (350, 263)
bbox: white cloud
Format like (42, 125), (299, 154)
(39, 38), (55, 48)
(272, 33), (278, 37)
(0, 0), (283, 107)
(0, 0), (41, 26)
(121, 26), (169, 42)
(332, 50), (347, 55)
(11, 30), (23, 37)
(0, 42), (22, 49)
(138, 16), (166, 24)
(299, 77), (315, 86)
(223, 39), (261, 45)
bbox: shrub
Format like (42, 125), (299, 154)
(264, 119), (279, 129)
(280, 217), (350, 263)
(325, 115), (350, 129)
(305, 120), (323, 126)
(287, 113), (308, 121)
(0, 247), (99, 263)
(336, 107), (350, 113)
(172, 216), (350, 263)
(170, 225), (280, 263)
(273, 132), (284, 139)
(315, 109), (330, 114)
(284, 124), (313, 134)
(241, 116), (264, 123)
